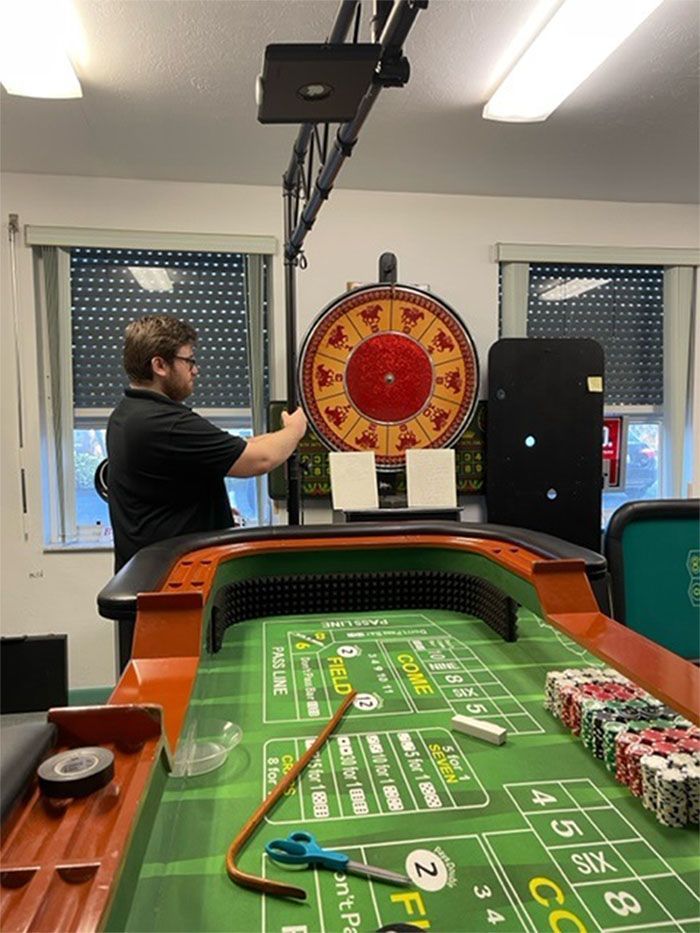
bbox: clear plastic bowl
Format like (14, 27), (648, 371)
(171, 718), (243, 777)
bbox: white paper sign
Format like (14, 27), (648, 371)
(329, 451), (378, 511)
(406, 448), (457, 507)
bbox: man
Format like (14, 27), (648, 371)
(107, 314), (307, 572)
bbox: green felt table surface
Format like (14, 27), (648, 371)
(113, 609), (700, 933)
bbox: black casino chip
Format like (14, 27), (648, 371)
(37, 746), (115, 798)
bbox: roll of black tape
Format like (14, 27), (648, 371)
(37, 746), (114, 798)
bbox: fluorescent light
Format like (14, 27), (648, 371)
(0, 0), (86, 99)
(540, 278), (612, 301)
(129, 268), (174, 293)
(483, 0), (664, 123)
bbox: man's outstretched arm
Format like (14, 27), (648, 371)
(227, 407), (307, 477)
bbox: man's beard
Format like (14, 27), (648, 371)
(162, 372), (192, 403)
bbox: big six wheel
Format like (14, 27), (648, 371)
(298, 284), (479, 470)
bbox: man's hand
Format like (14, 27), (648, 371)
(282, 406), (307, 440)
(227, 406), (308, 477)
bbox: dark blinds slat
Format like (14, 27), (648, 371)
(527, 263), (663, 405)
(70, 247), (269, 409)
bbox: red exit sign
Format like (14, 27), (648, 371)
(602, 416), (623, 488)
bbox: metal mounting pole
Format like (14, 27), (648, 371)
(281, 0), (427, 525)
(283, 257), (301, 525)
(283, 0), (360, 526)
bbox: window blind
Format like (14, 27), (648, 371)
(70, 247), (269, 409)
(527, 263), (663, 405)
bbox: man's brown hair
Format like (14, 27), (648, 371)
(123, 315), (197, 382)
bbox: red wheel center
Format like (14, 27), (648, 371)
(345, 332), (433, 423)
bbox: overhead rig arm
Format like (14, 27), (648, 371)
(280, 1), (364, 491)
(282, 0), (360, 200)
(285, 0), (428, 262)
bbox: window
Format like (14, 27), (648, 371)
(602, 417), (663, 526)
(34, 238), (273, 547)
(73, 424), (110, 542)
(498, 248), (696, 530)
(527, 263), (664, 524)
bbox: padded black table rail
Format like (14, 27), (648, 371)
(98, 521), (608, 625)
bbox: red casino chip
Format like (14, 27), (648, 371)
(298, 284), (479, 470)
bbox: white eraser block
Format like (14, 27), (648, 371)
(406, 448), (457, 508)
(329, 451), (378, 511)
(451, 715), (506, 745)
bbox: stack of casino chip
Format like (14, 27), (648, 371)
(624, 735), (677, 796)
(640, 750), (700, 823)
(656, 767), (688, 828)
(611, 727), (700, 826)
(545, 668), (656, 738)
(545, 667), (700, 829)
(580, 699), (670, 757)
(545, 668), (627, 722)
(603, 721), (632, 771)
(640, 754), (667, 810)
(685, 762), (700, 823)
(565, 682), (639, 735)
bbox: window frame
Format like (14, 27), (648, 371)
(497, 245), (698, 507)
(33, 228), (277, 551)
(66, 410), (266, 548)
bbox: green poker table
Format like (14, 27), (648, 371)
(2, 523), (698, 933)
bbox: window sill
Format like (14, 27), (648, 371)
(44, 543), (114, 554)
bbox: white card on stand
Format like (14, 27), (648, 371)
(406, 448), (457, 507)
(329, 451), (378, 511)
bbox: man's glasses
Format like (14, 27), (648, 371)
(173, 355), (198, 370)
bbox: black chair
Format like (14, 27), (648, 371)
(94, 458), (109, 501)
(0, 721), (57, 824)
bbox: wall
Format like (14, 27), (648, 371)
(693, 272), (700, 498)
(1, 171), (697, 688)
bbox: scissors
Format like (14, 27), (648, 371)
(265, 830), (410, 887)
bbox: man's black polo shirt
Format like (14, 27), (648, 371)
(106, 388), (246, 571)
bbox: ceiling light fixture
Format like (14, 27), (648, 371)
(0, 0), (86, 99)
(129, 268), (174, 293)
(540, 278), (612, 301)
(483, 0), (663, 123)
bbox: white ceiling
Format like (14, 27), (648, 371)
(1, 0), (698, 203)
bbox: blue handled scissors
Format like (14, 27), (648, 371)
(265, 830), (410, 886)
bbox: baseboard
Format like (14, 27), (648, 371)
(68, 686), (113, 706)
